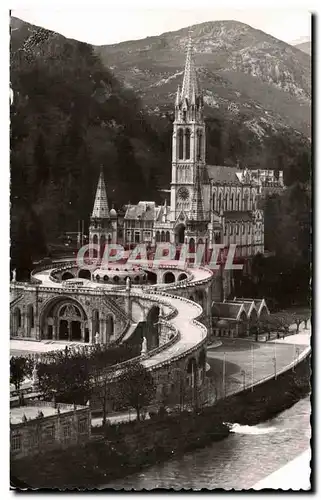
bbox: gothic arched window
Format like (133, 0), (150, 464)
(224, 193), (228, 210)
(231, 193), (235, 210)
(185, 129), (191, 160)
(197, 130), (202, 160)
(212, 191), (216, 211)
(178, 129), (184, 160)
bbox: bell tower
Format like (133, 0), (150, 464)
(170, 32), (206, 222)
(89, 167), (117, 258)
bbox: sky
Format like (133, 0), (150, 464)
(11, 4), (312, 46)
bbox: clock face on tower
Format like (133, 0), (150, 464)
(177, 187), (189, 201)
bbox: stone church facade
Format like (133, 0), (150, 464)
(88, 36), (283, 258)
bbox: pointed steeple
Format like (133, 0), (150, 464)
(189, 165), (204, 221)
(181, 31), (199, 103)
(91, 166), (109, 219)
(175, 85), (181, 106)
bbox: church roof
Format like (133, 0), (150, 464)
(224, 211), (252, 222)
(206, 166), (242, 185)
(91, 170), (109, 219)
(124, 202), (157, 221)
(212, 302), (245, 320)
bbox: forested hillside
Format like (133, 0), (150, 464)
(10, 19), (168, 277)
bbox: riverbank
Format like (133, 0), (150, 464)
(11, 355), (310, 489)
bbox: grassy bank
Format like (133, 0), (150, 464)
(11, 356), (310, 489)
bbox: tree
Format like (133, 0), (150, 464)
(114, 362), (156, 421)
(10, 356), (34, 391)
(37, 349), (91, 405)
(89, 345), (116, 426)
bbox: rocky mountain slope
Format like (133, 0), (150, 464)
(96, 21), (311, 138)
(294, 41), (311, 55)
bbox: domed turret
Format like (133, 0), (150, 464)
(110, 207), (117, 218)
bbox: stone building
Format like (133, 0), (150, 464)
(10, 401), (90, 459)
(89, 35), (270, 259)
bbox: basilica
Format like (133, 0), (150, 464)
(88, 36), (283, 260)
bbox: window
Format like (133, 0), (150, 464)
(224, 194), (228, 210)
(242, 224), (245, 235)
(185, 129), (191, 159)
(236, 224), (239, 235)
(134, 232), (140, 243)
(230, 224), (233, 235)
(44, 425), (55, 443)
(248, 224), (251, 234)
(178, 129), (184, 159)
(11, 434), (21, 451)
(63, 423), (71, 442)
(197, 130), (202, 160)
(78, 418), (88, 435)
(224, 225), (227, 236)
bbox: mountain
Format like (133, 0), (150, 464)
(10, 16), (169, 274)
(96, 21), (311, 139)
(294, 41), (311, 55)
(10, 16), (311, 277)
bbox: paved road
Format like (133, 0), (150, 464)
(207, 334), (309, 398)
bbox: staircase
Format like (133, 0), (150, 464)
(103, 293), (129, 323)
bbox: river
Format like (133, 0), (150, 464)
(104, 396), (311, 490)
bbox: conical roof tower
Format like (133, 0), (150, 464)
(91, 167), (109, 219)
(181, 32), (200, 103)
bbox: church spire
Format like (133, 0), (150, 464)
(91, 167), (109, 219)
(180, 30), (199, 103)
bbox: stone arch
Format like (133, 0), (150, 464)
(106, 314), (114, 339)
(100, 234), (106, 259)
(92, 234), (98, 258)
(27, 304), (34, 336)
(189, 295), (195, 302)
(156, 231), (160, 243)
(178, 272), (187, 281)
(163, 271), (175, 284)
(12, 307), (21, 336)
(39, 296), (88, 342)
(92, 309), (100, 337)
(175, 224), (185, 245)
(40, 297), (88, 342)
(165, 231), (170, 242)
(146, 270), (157, 284)
(161, 231), (165, 242)
(231, 191), (235, 210)
(236, 192), (241, 211)
(185, 128), (191, 159)
(218, 192), (223, 211)
(178, 128), (184, 160)
(197, 129), (203, 160)
(224, 192), (228, 211)
(78, 269), (91, 280)
(61, 271), (74, 281)
(146, 305), (160, 350)
(212, 190), (216, 211)
(189, 238), (195, 252)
